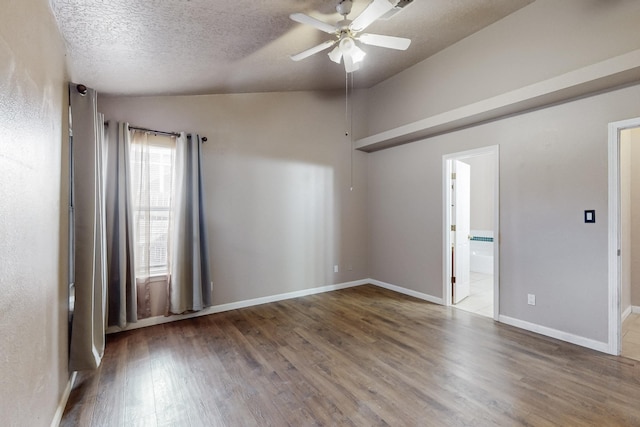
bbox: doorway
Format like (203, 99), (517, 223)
(443, 146), (499, 319)
(610, 118), (640, 358)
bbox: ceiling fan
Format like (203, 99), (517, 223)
(289, 0), (412, 73)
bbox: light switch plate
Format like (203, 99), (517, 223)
(585, 210), (595, 223)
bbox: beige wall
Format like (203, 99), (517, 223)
(364, 0), (640, 344)
(0, 0), (69, 426)
(630, 129), (640, 307)
(99, 91), (368, 306)
(621, 127), (640, 311)
(621, 131), (632, 314)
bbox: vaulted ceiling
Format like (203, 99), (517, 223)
(50, 0), (534, 96)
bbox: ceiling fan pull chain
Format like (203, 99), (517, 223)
(351, 72), (355, 191)
(346, 71), (354, 191)
(345, 70), (350, 138)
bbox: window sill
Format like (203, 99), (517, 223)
(136, 274), (169, 284)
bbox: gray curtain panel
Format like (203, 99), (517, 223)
(168, 133), (212, 314)
(104, 123), (137, 328)
(68, 84), (107, 371)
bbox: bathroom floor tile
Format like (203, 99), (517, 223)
(454, 274), (493, 318)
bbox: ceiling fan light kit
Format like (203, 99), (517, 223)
(289, 0), (412, 74)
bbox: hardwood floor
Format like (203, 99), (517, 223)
(622, 313), (640, 361)
(61, 285), (640, 426)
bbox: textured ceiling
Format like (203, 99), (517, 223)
(49, 0), (534, 96)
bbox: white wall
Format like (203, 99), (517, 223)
(462, 155), (495, 232)
(0, 0), (69, 425)
(100, 91), (368, 306)
(364, 0), (640, 345)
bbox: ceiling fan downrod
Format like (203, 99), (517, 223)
(336, 0), (353, 17)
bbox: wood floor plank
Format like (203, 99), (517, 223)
(62, 284), (640, 426)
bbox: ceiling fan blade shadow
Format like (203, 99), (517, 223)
(290, 40), (337, 61)
(359, 33), (411, 50)
(290, 13), (338, 34)
(350, 0), (394, 32)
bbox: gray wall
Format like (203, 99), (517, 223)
(359, 0), (640, 138)
(363, 0), (640, 344)
(100, 92), (368, 305)
(0, 1), (70, 425)
(368, 86), (640, 343)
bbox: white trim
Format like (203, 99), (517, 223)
(50, 371), (77, 427)
(622, 305), (632, 323)
(633, 306), (640, 314)
(106, 279), (369, 333)
(608, 117), (640, 356)
(369, 279), (444, 305)
(442, 145), (500, 320)
(499, 315), (610, 354)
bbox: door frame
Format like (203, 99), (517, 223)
(608, 117), (640, 355)
(443, 145), (500, 320)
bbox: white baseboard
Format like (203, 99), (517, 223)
(107, 279), (369, 333)
(369, 279), (444, 305)
(499, 315), (610, 354)
(50, 371), (77, 427)
(632, 305), (640, 314)
(104, 278), (615, 356)
(210, 279), (370, 313)
(622, 305), (633, 322)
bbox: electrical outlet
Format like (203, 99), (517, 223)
(527, 294), (536, 306)
(334, 265), (339, 273)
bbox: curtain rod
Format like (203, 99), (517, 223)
(127, 125), (208, 142)
(128, 125), (180, 138)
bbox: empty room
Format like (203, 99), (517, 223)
(3, 0), (640, 425)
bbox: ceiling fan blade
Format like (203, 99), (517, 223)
(290, 13), (338, 34)
(350, 0), (394, 32)
(290, 40), (337, 61)
(359, 33), (411, 50)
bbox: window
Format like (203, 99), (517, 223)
(130, 133), (176, 278)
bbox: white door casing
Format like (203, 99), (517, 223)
(608, 117), (640, 356)
(443, 145), (499, 321)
